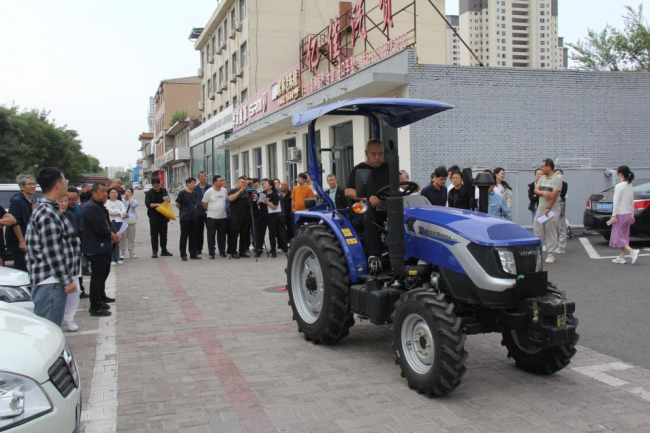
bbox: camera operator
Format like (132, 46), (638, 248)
(227, 176), (255, 259)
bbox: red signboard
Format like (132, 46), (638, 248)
(233, 66), (300, 132)
(302, 33), (408, 98)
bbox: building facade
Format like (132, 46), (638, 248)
(445, 15), (461, 66)
(152, 77), (201, 187)
(164, 118), (201, 188)
(458, 0), (566, 69)
(138, 132), (154, 186)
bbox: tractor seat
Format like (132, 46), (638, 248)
(402, 195), (431, 207)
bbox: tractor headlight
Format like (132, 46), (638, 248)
(496, 249), (517, 275)
(0, 371), (52, 428)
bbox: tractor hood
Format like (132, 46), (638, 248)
(405, 205), (540, 247)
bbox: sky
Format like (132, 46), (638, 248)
(0, 0), (644, 169)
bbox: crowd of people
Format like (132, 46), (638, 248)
(142, 170), (348, 261)
(0, 155), (641, 331)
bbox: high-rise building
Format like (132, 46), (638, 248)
(458, 0), (566, 69)
(445, 15), (461, 66)
(147, 97), (155, 133)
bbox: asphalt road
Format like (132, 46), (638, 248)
(547, 232), (650, 369)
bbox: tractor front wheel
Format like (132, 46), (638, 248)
(392, 291), (467, 397)
(287, 224), (354, 344)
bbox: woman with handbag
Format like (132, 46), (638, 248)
(121, 187), (139, 259)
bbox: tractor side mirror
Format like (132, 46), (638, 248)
(355, 169), (372, 200)
(305, 198), (317, 209)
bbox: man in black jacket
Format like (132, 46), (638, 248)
(280, 181), (293, 241)
(325, 174), (349, 209)
(83, 182), (119, 316)
(145, 177), (173, 258)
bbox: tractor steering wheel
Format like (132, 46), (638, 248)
(375, 181), (419, 201)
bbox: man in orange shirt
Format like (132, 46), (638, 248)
(291, 173), (315, 213)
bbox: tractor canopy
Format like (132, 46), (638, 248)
(291, 97), (454, 128)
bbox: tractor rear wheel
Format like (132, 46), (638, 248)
(501, 317), (579, 374)
(287, 224), (354, 344)
(392, 290), (467, 397)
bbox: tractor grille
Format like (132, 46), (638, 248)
(513, 247), (540, 274)
(48, 354), (77, 397)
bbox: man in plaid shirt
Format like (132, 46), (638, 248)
(25, 167), (80, 326)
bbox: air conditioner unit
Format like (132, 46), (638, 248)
(229, 28), (236, 39)
(236, 21), (242, 32)
(220, 42), (227, 51)
(208, 55), (214, 64)
(236, 67), (243, 78)
(221, 83), (228, 91)
(216, 84), (224, 94)
(216, 46), (223, 55)
(197, 67), (204, 78)
(209, 91), (215, 100)
(229, 75), (237, 83)
(198, 101), (205, 111)
(287, 147), (302, 162)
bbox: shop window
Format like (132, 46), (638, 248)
(232, 154), (240, 183)
(283, 138), (298, 184)
(254, 147), (263, 180)
(242, 150), (250, 176)
(267, 143), (277, 180)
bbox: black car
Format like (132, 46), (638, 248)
(584, 179), (650, 241)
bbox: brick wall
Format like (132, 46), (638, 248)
(407, 51), (650, 184)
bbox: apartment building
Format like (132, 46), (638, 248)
(445, 15), (461, 66)
(190, 0), (446, 183)
(458, 0), (567, 69)
(151, 77), (201, 186)
(164, 118), (201, 189)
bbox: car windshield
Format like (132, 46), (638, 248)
(633, 181), (650, 194)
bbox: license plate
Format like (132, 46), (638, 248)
(596, 202), (613, 211)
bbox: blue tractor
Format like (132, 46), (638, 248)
(286, 98), (579, 396)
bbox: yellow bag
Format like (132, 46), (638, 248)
(155, 200), (176, 220)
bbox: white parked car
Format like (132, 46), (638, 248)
(0, 267), (34, 313)
(0, 302), (81, 432)
(131, 181), (142, 190)
(143, 183), (153, 193)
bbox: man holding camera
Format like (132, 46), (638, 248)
(227, 176), (255, 259)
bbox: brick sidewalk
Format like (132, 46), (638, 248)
(67, 192), (650, 433)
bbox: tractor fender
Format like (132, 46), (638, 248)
(294, 209), (367, 283)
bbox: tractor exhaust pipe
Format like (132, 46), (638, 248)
(386, 141), (431, 278)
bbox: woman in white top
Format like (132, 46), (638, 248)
(121, 188), (139, 259)
(105, 188), (126, 265)
(494, 167), (513, 211)
(609, 165), (640, 264)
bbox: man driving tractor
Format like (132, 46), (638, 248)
(345, 139), (390, 274)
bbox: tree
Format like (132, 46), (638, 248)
(0, 105), (102, 183)
(169, 110), (189, 127)
(567, 5), (650, 72)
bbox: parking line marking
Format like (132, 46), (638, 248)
(579, 237), (650, 260)
(579, 237), (601, 259)
(573, 363), (650, 403)
(82, 271), (118, 432)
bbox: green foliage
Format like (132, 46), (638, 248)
(169, 110), (189, 127)
(568, 5), (650, 72)
(0, 105), (102, 184)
